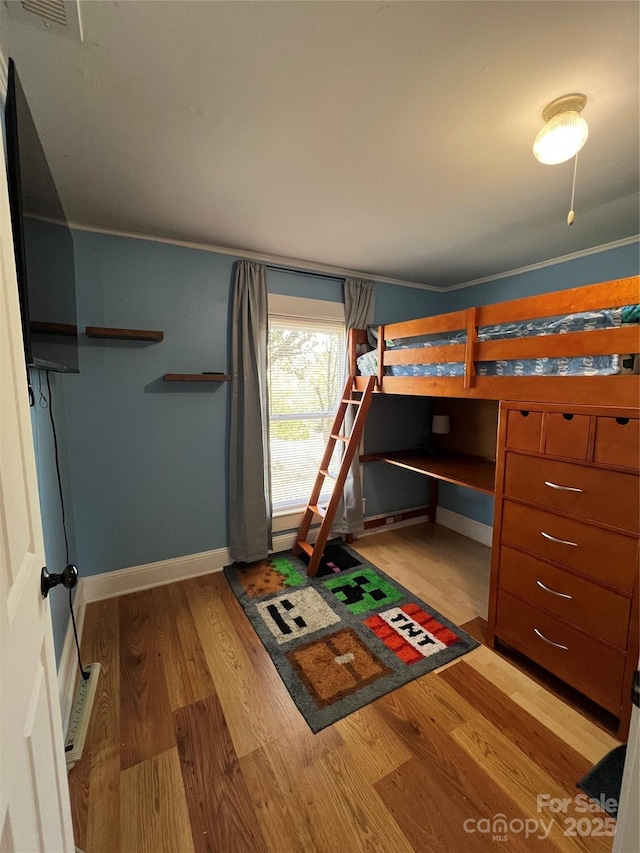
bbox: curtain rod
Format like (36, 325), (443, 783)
(266, 264), (345, 283)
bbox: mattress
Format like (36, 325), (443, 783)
(357, 308), (634, 378)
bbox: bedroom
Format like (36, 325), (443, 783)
(0, 2), (638, 851)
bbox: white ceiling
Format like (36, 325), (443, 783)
(1, 0), (638, 288)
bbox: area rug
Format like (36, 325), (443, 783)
(224, 542), (479, 732)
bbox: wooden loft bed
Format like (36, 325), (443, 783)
(350, 275), (640, 407)
(341, 274), (640, 737)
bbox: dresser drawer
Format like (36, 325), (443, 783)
(495, 590), (625, 712)
(501, 500), (638, 593)
(503, 453), (640, 534)
(505, 409), (542, 452)
(594, 417), (639, 470)
(497, 546), (631, 650)
(543, 412), (591, 461)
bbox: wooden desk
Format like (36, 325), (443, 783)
(373, 450), (496, 495)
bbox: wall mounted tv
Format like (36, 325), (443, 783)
(5, 58), (79, 373)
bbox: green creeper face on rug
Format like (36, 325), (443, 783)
(323, 568), (403, 615)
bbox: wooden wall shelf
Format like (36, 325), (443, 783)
(163, 373), (231, 382)
(30, 321), (77, 337)
(86, 326), (164, 342)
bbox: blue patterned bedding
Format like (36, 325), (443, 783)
(357, 308), (635, 378)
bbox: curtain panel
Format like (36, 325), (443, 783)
(332, 278), (376, 536)
(229, 260), (272, 562)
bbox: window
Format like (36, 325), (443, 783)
(268, 303), (346, 514)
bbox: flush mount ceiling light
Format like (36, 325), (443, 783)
(533, 93), (589, 225)
(533, 93), (589, 165)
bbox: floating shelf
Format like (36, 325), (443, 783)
(163, 373), (231, 382)
(30, 321), (77, 337)
(86, 326), (164, 342)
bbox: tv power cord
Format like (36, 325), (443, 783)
(41, 564), (90, 681)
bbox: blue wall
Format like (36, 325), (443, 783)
(435, 240), (640, 525)
(29, 368), (78, 664)
(59, 230), (439, 584)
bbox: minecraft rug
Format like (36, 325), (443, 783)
(224, 542), (479, 732)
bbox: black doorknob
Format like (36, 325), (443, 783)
(41, 564), (78, 598)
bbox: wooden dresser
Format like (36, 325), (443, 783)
(487, 401), (639, 739)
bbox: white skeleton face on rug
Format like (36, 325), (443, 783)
(254, 588), (340, 645)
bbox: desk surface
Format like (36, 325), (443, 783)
(373, 450), (496, 495)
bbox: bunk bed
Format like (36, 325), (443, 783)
(349, 275), (640, 407)
(343, 274), (639, 738)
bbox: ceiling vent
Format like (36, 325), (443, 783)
(5, 0), (83, 41)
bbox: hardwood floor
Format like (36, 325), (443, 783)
(69, 524), (619, 852)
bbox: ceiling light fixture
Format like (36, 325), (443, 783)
(533, 93), (589, 165)
(533, 93), (589, 225)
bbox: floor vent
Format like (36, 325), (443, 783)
(7, 1), (83, 41)
(64, 662), (101, 771)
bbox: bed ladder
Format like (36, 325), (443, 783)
(293, 375), (376, 577)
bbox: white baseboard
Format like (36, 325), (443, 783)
(435, 506), (493, 546)
(79, 533), (307, 606)
(81, 548), (229, 603)
(358, 512), (431, 538)
(57, 581), (86, 733)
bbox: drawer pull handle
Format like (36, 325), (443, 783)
(544, 481), (583, 493)
(534, 627), (569, 650)
(536, 580), (573, 600)
(541, 531), (578, 547)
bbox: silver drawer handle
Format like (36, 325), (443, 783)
(536, 580), (573, 600)
(541, 531), (578, 547)
(544, 481), (583, 493)
(534, 627), (569, 650)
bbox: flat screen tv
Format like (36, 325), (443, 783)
(5, 58), (79, 373)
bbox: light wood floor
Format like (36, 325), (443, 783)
(69, 524), (619, 852)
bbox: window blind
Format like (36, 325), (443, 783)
(268, 315), (346, 512)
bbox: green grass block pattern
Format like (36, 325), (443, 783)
(271, 556), (306, 588)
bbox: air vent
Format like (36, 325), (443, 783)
(6, 0), (83, 41)
(22, 0), (67, 26)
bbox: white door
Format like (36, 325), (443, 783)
(0, 115), (75, 850)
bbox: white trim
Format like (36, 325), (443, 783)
(446, 235), (640, 291)
(81, 548), (229, 603)
(358, 512), (432, 537)
(57, 581), (87, 732)
(272, 509), (305, 534)
(268, 293), (345, 321)
(57, 219), (439, 291)
(435, 506), (493, 547)
(44, 218), (639, 295)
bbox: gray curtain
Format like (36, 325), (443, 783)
(229, 260), (272, 562)
(332, 278), (376, 536)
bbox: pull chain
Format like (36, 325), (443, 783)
(567, 153), (579, 226)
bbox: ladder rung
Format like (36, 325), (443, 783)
(341, 398), (362, 404)
(296, 541), (313, 557)
(309, 505), (326, 518)
(331, 434), (349, 442)
(320, 469), (337, 479)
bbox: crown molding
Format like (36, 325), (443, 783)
(43, 217), (639, 295)
(63, 220), (441, 291)
(445, 235), (640, 291)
